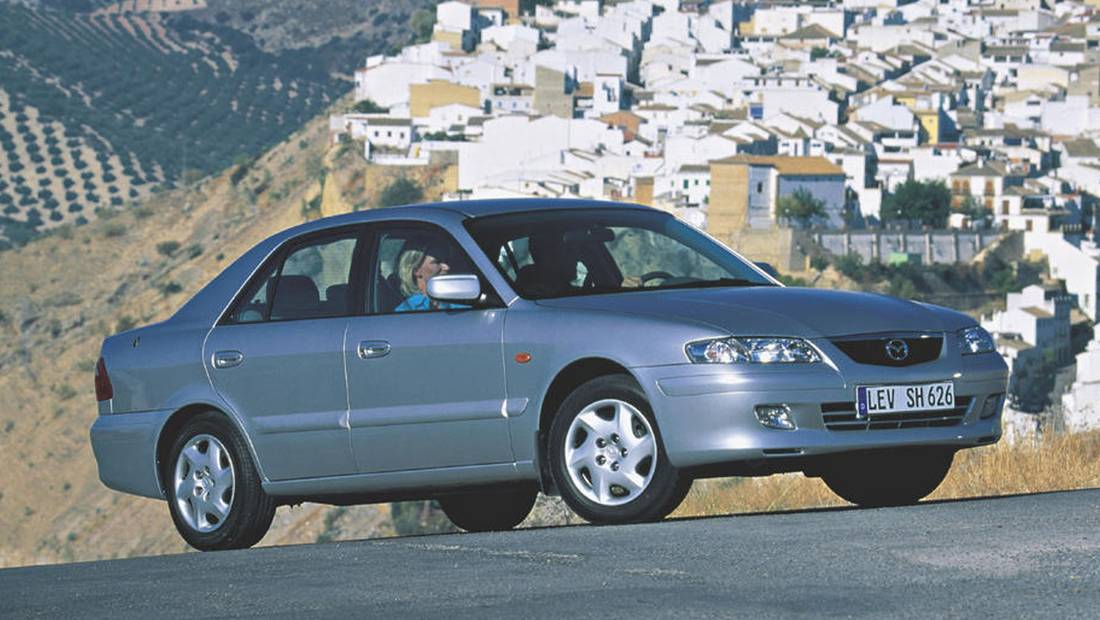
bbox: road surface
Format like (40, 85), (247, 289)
(2, 489), (1098, 618)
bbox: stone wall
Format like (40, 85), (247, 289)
(815, 230), (1003, 264)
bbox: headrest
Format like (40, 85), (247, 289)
(271, 275), (320, 318)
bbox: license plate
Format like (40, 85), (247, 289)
(856, 382), (954, 417)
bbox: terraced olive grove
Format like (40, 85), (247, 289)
(0, 0), (430, 245)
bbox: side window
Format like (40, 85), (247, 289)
(227, 233), (358, 324)
(369, 225), (482, 314)
(230, 263), (277, 324)
(272, 236), (357, 320)
(496, 237), (533, 280)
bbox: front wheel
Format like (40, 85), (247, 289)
(549, 375), (692, 524)
(165, 411), (276, 551)
(821, 448), (955, 508)
(439, 486), (538, 532)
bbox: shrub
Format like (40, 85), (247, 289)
(115, 316), (137, 332)
(155, 240), (180, 256)
(159, 281), (183, 296)
(390, 501), (453, 536)
(834, 253), (865, 280)
(186, 243), (203, 259)
(378, 177), (423, 208)
(54, 384), (77, 401)
(102, 221), (126, 238)
(353, 99), (388, 114)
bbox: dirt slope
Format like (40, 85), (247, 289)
(0, 108), (432, 567)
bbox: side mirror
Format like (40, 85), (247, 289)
(754, 262), (780, 279)
(426, 274), (482, 303)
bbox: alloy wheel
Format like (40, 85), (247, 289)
(173, 434), (235, 533)
(564, 398), (657, 506)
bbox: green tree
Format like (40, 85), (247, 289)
(353, 99), (388, 114)
(378, 177), (424, 208)
(880, 180), (951, 227)
(409, 9), (435, 44)
(775, 188), (826, 228)
(954, 194), (988, 222)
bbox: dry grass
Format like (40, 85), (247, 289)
(672, 431), (1100, 519)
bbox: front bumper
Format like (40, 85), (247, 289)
(89, 409), (172, 499)
(635, 349), (1008, 471)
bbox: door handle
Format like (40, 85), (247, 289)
(357, 340), (391, 360)
(213, 350), (244, 369)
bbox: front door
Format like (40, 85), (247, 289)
(344, 222), (513, 473)
(205, 228), (362, 481)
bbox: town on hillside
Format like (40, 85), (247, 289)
(328, 0), (1100, 435)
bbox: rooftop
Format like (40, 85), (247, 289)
(711, 155), (844, 176)
(1021, 306), (1054, 319)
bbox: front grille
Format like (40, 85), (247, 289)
(821, 396), (973, 431)
(830, 334), (943, 367)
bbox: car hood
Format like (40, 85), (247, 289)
(536, 286), (968, 339)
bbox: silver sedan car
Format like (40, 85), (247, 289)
(90, 199), (1008, 550)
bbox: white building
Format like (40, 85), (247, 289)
(1025, 232), (1100, 321)
(1061, 336), (1100, 432)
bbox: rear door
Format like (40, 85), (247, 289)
(344, 222), (514, 473)
(204, 227), (364, 481)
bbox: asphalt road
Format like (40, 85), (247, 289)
(3, 490), (1099, 619)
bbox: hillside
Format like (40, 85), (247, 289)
(0, 105), (394, 566)
(0, 1), (428, 244)
(0, 98), (577, 568)
(34, 0), (439, 52)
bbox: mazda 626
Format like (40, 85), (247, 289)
(90, 199), (1008, 550)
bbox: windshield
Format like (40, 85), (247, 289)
(465, 208), (776, 300)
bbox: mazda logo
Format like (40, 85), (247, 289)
(885, 339), (910, 361)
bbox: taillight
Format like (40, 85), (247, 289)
(95, 357), (113, 402)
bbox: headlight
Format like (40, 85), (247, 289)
(686, 337), (821, 364)
(958, 326), (995, 355)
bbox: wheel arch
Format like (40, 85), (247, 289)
(535, 357), (641, 494)
(155, 402), (261, 496)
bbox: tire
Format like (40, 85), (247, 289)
(548, 374), (692, 524)
(164, 411), (276, 551)
(439, 486), (538, 532)
(822, 447), (955, 508)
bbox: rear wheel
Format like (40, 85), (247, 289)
(822, 448), (955, 508)
(439, 486), (538, 532)
(549, 375), (692, 524)
(165, 411), (276, 551)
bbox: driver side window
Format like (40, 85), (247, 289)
(367, 224), (488, 315)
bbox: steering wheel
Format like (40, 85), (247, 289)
(639, 271), (675, 286)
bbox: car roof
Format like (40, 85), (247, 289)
(420, 198), (652, 218)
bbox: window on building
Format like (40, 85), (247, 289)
(756, 182), (763, 193)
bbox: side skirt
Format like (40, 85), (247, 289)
(263, 460), (537, 505)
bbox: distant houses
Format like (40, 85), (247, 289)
(320, 0), (1100, 430)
